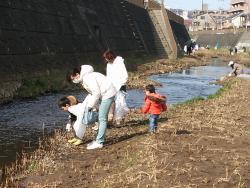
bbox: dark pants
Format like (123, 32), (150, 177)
(149, 114), (159, 133)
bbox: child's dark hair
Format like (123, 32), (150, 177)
(66, 66), (81, 82)
(145, 84), (155, 93)
(58, 97), (71, 108)
(103, 49), (116, 62)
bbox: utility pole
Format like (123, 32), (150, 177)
(246, 0), (249, 31)
(218, 0), (225, 30)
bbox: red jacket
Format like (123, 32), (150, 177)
(141, 93), (167, 115)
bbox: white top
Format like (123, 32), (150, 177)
(68, 95), (91, 139)
(79, 65), (116, 108)
(106, 56), (128, 91)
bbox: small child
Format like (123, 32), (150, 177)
(58, 95), (86, 146)
(64, 96), (78, 132)
(141, 84), (167, 133)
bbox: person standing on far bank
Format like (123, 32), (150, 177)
(67, 65), (116, 149)
(103, 50), (128, 124)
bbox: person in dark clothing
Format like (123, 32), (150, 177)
(187, 45), (192, 55)
(234, 47), (238, 54)
(229, 47), (234, 55)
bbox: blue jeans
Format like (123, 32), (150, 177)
(96, 96), (115, 144)
(149, 114), (159, 132)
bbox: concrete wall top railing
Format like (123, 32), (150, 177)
(128, 0), (184, 25)
(166, 9), (184, 25)
(127, 0), (161, 9)
(127, 0), (144, 8)
(148, 0), (161, 10)
(190, 28), (246, 35)
(193, 32), (244, 48)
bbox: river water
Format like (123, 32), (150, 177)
(0, 59), (246, 167)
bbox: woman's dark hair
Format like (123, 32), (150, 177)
(58, 97), (71, 108)
(103, 49), (116, 62)
(66, 67), (81, 82)
(145, 84), (156, 93)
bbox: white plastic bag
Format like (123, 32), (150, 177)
(114, 91), (129, 121)
(73, 118), (86, 139)
(68, 95), (92, 139)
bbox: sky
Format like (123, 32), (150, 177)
(165, 0), (230, 11)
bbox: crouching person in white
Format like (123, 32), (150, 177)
(67, 65), (116, 149)
(58, 95), (87, 146)
(228, 61), (243, 77)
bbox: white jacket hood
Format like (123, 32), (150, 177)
(80, 65), (94, 80)
(113, 56), (124, 64)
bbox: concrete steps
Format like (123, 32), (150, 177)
(120, 0), (149, 53)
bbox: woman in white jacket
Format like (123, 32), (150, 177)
(103, 50), (128, 123)
(103, 50), (128, 92)
(67, 65), (116, 150)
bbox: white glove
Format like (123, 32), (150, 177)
(66, 123), (72, 132)
(228, 73), (232, 77)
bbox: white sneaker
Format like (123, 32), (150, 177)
(86, 141), (103, 150)
(87, 141), (95, 147)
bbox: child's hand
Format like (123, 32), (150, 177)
(66, 123), (72, 132)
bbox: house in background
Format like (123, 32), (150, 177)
(190, 10), (230, 31)
(192, 12), (217, 31)
(230, 0), (250, 27)
(230, 0), (250, 14)
(223, 12), (245, 28)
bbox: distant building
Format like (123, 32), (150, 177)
(230, 0), (250, 14)
(192, 13), (217, 31)
(230, 0), (250, 27)
(223, 12), (245, 28)
(191, 10), (230, 31)
(184, 19), (193, 31)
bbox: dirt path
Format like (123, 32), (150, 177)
(5, 77), (249, 187)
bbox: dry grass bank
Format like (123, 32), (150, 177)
(196, 49), (250, 67)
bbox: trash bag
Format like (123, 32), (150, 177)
(73, 119), (86, 139)
(68, 94), (97, 139)
(114, 91), (129, 121)
(82, 108), (98, 125)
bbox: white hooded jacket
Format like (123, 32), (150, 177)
(79, 65), (116, 108)
(106, 56), (128, 91)
(68, 95), (91, 139)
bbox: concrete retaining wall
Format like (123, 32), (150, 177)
(0, 0), (189, 103)
(191, 31), (243, 48)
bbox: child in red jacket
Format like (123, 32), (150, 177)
(142, 84), (167, 133)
